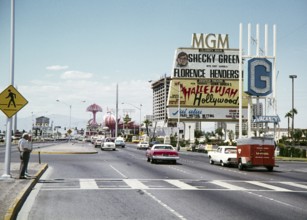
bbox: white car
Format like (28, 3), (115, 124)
(208, 146), (237, 167)
(101, 138), (116, 151)
(115, 139), (125, 148)
(94, 138), (103, 148)
(137, 141), (149, 150)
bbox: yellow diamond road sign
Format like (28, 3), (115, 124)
(0, 85), (28, 118)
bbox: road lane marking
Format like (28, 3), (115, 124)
(246, 181), (291, 192)
(79, 179), (99, 189)
(143, 190), (186, 220)
(165, 180), (197, 190)
(109, 165), (128, 178)
(247, 191), (297, 209)
(123, 179), (149, 189)
(211, 180), (247, 191)
(280, 182), (307, 190)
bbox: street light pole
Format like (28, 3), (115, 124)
(289, 75), (297, 142)
(1, 0), (15, 179)
(56, 99), (72, 129)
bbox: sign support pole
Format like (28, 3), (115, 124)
(239, 23), (243, 139)
(2, 0), (15, 179)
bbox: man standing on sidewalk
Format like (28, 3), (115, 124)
(18, 133), (32, 179)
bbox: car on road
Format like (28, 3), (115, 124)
(137, 141), (149, 150)
(101, 138), (116, 151)
(146, 144), (179, 164)
(115, 139), (125, 148)
(208, 146), (237, 167)
(94, 138), (104, 148)
(149, 141), (160, 148)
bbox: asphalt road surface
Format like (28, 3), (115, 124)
(13, 142), (307, 220)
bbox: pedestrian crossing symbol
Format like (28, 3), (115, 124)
(0, 85), (28, 118)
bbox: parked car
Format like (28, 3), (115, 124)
(146, 144), (179, 164)
(137, 141), (149, 150)
(115, 139), (125, 148)
(208, 146), (237, 167)
(149, 141), (160, 148)
(94, 138), (103, 148)
(101, 138), (116, 151)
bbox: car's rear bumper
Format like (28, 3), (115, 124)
(101, 145), (116, 150)
(152, 156), (179, 160)
(225, 158), (238, 164)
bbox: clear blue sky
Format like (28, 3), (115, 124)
(0, 0), (306, 131)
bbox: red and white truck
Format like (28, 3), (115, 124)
(236, 137), (276, 171)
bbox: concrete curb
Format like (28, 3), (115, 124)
(4, 164), (48, 220)
(32, 151), (98, 155)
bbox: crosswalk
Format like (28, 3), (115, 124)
(38, 179), (307, 192)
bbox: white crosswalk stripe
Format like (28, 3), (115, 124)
(165, 180), (198, 190)
(40, 179), (307, 192)
(211, 180), (247, 191)
(246, 181), (291, 192)
(123, 179), (149, 189)
(79, 179), (99, 189)
(280, 182), (307, 190)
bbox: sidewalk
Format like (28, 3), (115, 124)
(0, 142), (97, 220)
(0, 163), (48, 220)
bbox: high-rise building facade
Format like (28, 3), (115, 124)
(151, 75), (171, 123)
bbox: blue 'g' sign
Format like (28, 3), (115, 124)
(246, 58), (272, 96)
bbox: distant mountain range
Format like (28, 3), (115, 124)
(14, 114), (90, 132)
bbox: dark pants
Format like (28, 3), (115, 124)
(19, 151), (30, 178)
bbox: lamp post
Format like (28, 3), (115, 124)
(122, 103), (142, 136)
(289, 75), (297, 142)
(189, 125), (191, 143)
(56, 100), (72, 129)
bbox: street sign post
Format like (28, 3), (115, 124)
(0, 85), (28, 118)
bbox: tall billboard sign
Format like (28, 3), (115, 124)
(172, 48), (240, 79)
(167, 33), (248, 122)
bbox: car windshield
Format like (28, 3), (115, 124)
(154, 146), (173, 150)
(105, 139), (114, 142)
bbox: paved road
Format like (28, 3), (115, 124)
(12, 142), (307, 220)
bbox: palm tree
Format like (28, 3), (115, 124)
(285, 111), (292, 138)
(143, 119), (152, 136)
(290, 108), (298, 138)
(215, 128), (224, 141)
(227, 130), (234, 144)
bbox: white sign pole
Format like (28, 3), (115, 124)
(273, 25), (277, 115)
(247, 23), (252, 137)
(177, 82), (180, 151)
(239, 23), (243, 139)
(2, 0), (15, 179)
(115, 84), (118, 138)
